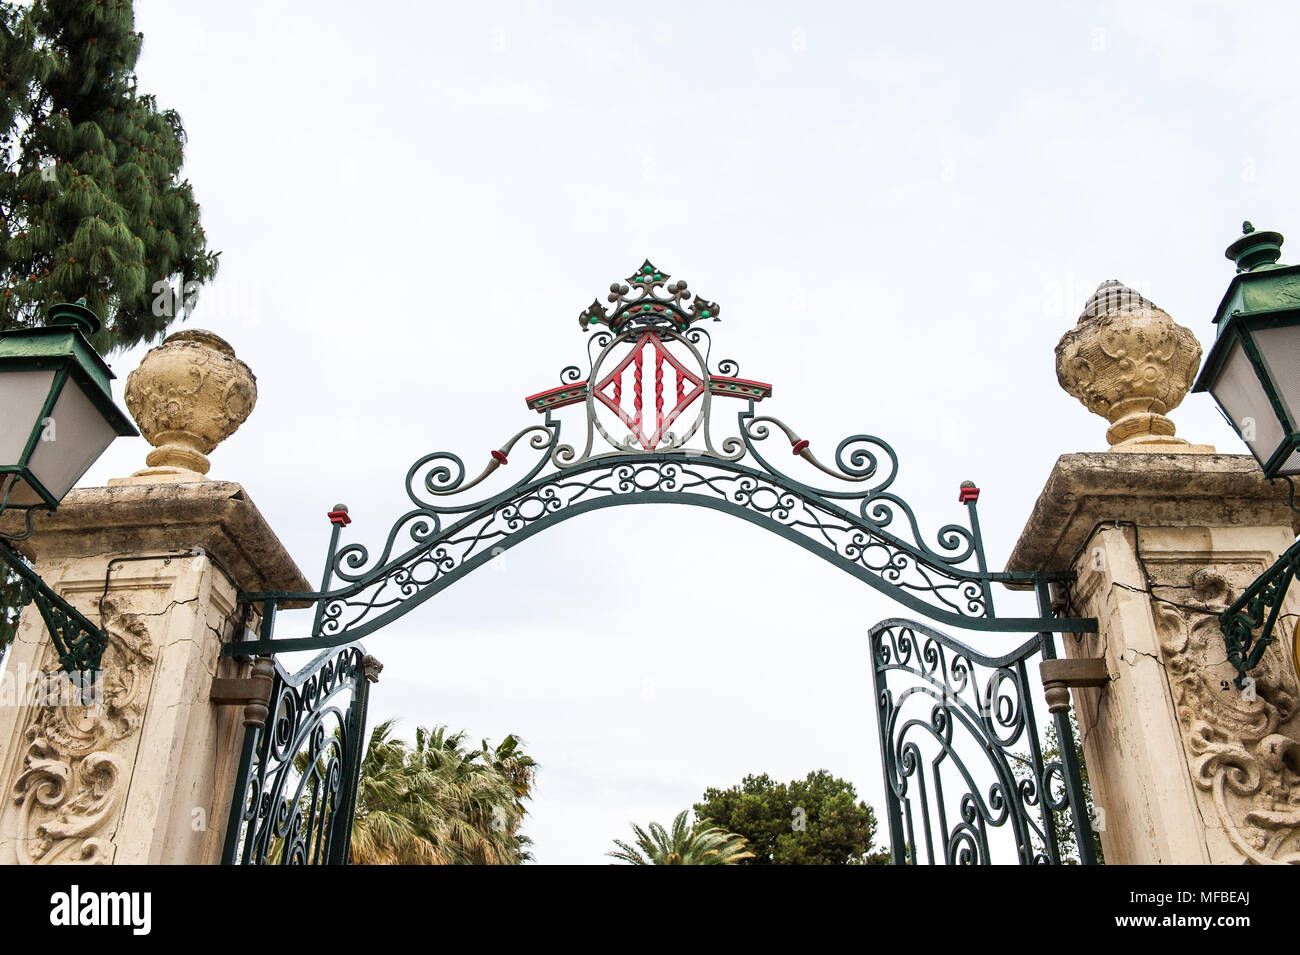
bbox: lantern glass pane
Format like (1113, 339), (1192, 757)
(1275, 446), (1300, 477)
(1253, 323), (1300, 432)
(26, 378), (119, 503)
(0, 369), (56, 466)
(1210, 338), (1284, 466)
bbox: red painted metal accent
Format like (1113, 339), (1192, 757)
(654, 345), (664, 426)
(328, 509), (352, 527)
(958, 485), (981, 504)
(634, 344), (644, 432)
(708, 375), (773, 400)
(491, 449), (508, 465)
(593, 332), (706, 449)
(792, 439), (810, 455)
(524, 382), (588, 412)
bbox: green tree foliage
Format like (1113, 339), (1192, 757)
(0, 0), (215, 657)
(349, 720), (537, 865)
(693, 770), (891, 865)
(1016, 712), (1105, 864)
(608, 810), (754, 865)
(0, 0), (217, 349)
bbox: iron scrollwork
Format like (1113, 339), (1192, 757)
(229, 261), (1094, 657)
(1218, 534), (1300, 688)
(0, 537), (107, 680)
(870, 618), (1083, 865)
(221, 645), (376, 865)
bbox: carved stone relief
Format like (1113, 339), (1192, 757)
(1151, 563), (1300, 864)
(10, 596), (154, 865)
(1054, 280), (1203, 450)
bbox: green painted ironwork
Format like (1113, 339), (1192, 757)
(223, 262), (1094, 660)
(221, 645), (375, 865)
(225, 287), (1095, 657)
(0, 538), (107, 680)
(226, 421), (1093, 659)
(1192, 224), (1300, 685)
(1220, 533), (1300, 689)
(871, 605), (1098, 864)
(0, 300), (137, 511)
(217, 261), (1100, 865)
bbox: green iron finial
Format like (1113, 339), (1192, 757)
(46, 299), (102, 336)
(1226, 221), (1283, 273)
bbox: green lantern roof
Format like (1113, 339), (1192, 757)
(0, 303), (137, 437)
(1208, 223), (1300, 337)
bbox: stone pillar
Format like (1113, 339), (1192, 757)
(0, 330), (308, 865)
(1008, 281), (1300, 864)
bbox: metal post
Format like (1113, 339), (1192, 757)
(219, 713), (259, 865)
(963, 486), (995, 617)
(869, 632), (908, 865)
(221, 600), (277, 865)
(1017, 650), (1061, 864)
(1035, 579), (1097, 865)
(311, 506), (348, 638)
(328, 659), (373, 865)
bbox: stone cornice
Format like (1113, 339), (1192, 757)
(1004, 452), (1300, 579)
(0, 481), (310, 604)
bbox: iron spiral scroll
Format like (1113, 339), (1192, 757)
(870, 619), (1086, 865)
(230, 260), (1090, 658)
(221, 646), (374, 865)
(230, 408), (1087, 657)
(220, 261), (1099, 866)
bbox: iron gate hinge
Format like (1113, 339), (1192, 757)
(1040, 657), (1109, 714)
(210, 657), (275, 728)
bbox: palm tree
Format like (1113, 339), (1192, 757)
(608, 810), (755, 865)
(273, 718), (429, 865)
(398, 725), (527, 865)
(477, 733), (539, 804)
(475, 733), (538, 861)
(350, 719), (443, 865)
(344, 721), (536, 865)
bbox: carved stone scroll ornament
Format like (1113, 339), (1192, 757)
(10, 597), (154, 864)
(1155, 569), (1300, 864)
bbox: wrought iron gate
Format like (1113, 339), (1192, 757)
(871, 618), (1096, 864)
(219, 260), (1099, 864)
(221, 646), (377, 865)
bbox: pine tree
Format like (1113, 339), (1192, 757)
(0, 0), (216, 655)
(0, 0), (217, 352)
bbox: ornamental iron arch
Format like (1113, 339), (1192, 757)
(221, 260), (1100, 865)
(230, 259), (1092, 657)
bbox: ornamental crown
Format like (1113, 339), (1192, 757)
(578, 260), (720, 335)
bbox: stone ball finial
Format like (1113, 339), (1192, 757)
(121, 329), (257, 482)
(1055, 281), (1208, 453)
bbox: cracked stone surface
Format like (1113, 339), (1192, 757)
(0, 481), (297, 865)
(1011, 453), (1300, 864)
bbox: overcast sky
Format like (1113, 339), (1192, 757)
(70, 0), (1298, 863)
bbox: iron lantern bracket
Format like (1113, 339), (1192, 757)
(0, 536), (108, 680)
(1221, 534), (1300, 689)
